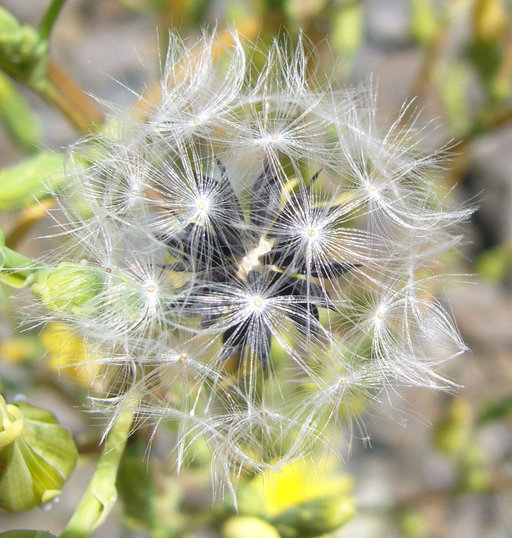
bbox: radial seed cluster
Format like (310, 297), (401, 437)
(41, 32), (468, 490)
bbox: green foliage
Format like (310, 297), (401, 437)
(0, 70), (41, 151)
(0, 230), (41, 288)
(457, 444), (491, 493)
(0, 7), (49, 92)
(433, 398), (492, 497)
(0, 152), (67, 209)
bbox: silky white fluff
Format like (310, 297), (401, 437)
(39, 31), (469, 496)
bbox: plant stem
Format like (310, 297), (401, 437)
(60, 400), (137, 538)
(42, 60), (104, 133)
(5, 198), (56, 250)
(39, 0), (67, 42)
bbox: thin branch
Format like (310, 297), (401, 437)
(5, 198), (55, 249)
(38, 0), (67, 42)
(43, 60), (104, 133)
(61, 398), (138, 538)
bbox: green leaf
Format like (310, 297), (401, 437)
(0, 398), (78, 513)
(0, 233), (41, 288)
(0, 443), (36, 512)
(0, 70), (41, 151)
(0, 152), (66, 210)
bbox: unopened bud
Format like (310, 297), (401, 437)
(32, 263), (104, 313)
(0, 7), (48, 87)
(271, 496), (355, 538)
(0, 395), (77, 513)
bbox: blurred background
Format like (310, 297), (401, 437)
(0, 0), (511, 536)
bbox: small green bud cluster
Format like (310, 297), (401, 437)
(0, 7), (48, 89)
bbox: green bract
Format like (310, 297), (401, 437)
(32, 263), (105, 314)
(0, 395), (78, 513)
(271, 496), (355, 538)
(0, 230), (41, 288)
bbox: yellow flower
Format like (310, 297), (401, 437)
(41, 322), (99, 386)
(250, 457), (353, 516)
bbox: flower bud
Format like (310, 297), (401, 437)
(222, 516), (280, 538)
(0, 7), (48, 87)
(271, 496), (355, 538)
(32, 263), (104, 314)
(0, 395), (78, 513)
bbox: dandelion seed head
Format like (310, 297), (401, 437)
(33, 30), (470, 496)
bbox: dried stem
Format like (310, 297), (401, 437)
(43, 60), (104, 133)
(5, 198), (55, 249)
